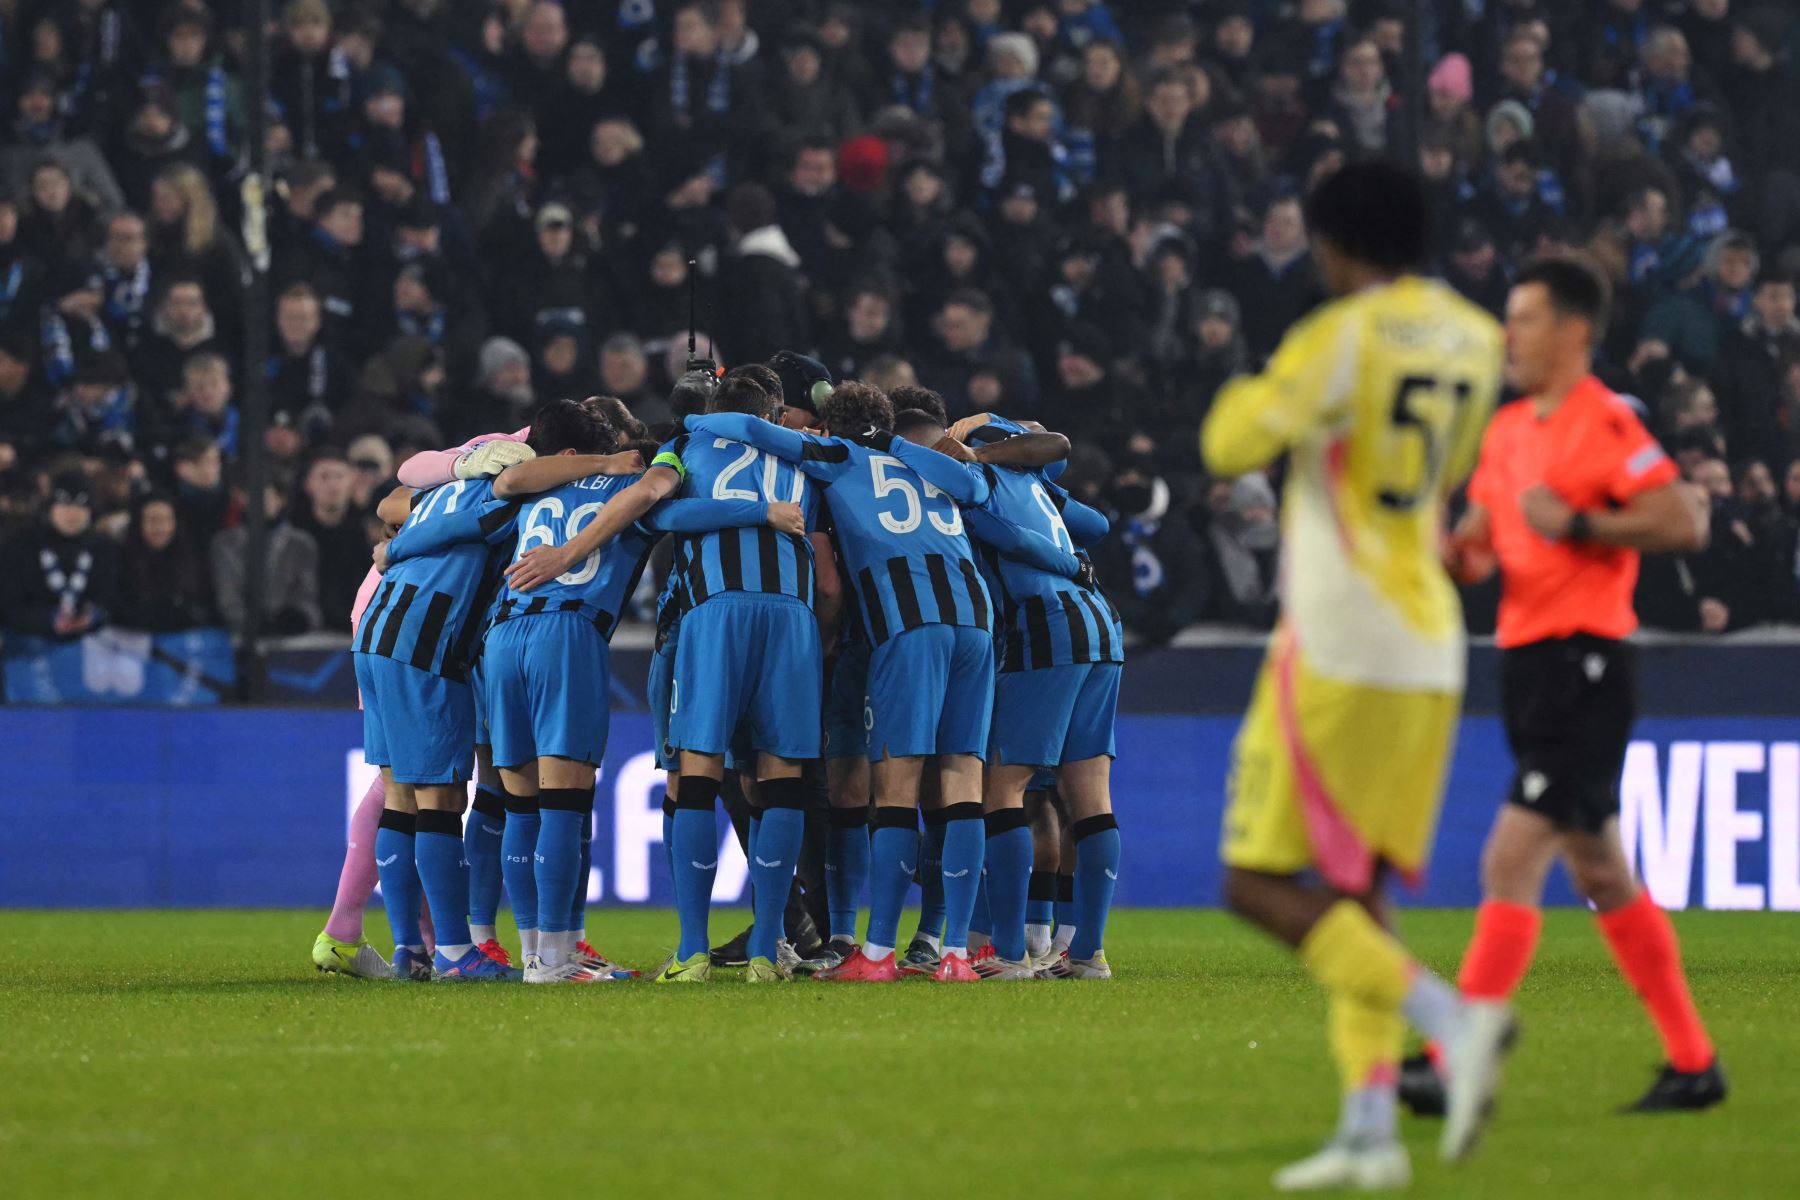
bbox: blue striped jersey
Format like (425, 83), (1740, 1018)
(652, 433), (823, 612)
(967, 466), (1124, 671)
(360, 478), (519, 679)
(684, 413), (996, 645)
(495, 473), (773, 640)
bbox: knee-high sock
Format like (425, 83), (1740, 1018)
(938, 804), (986, 954)
(534, 790), (587, 968)
(1053, 872), (1076, 948)
(1300, 901), (1412, 1122)
(969, 867), (992, 938)
(374, 809), (421, 951)
(1069, 814), (1121, 960)
(915, 809), (949, 942)
(500, 793), (540, 936)
(983, 808), (1033, 961)
(324, 777), (386, 942)
(661, 794), (676, 883)
(749, 780), (806, 962)
(1458, 899), (1543, 999)
(1025, 870), (1056, 951)
(865, 807), (920, 957)
(568, 789), (595, 935)
(415, 809), (473, 960)
(672, 776), (722, 960)
(1330, 994), (1403, 1144)
(826, 807), (869, 941)
(1597, 891), (1715, 1072)
(464, 788), (506, 936)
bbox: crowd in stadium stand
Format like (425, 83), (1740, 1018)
(1, 0), (1799, 655)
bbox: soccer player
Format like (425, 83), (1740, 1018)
(929, 411), (1125, 981)
(1202, 161), (1505, 1189)
(686, 383), (999, 983)
(357, 433), (534, 982)
(1441, 256), (1726, 1113)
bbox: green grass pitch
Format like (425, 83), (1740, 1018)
(3, 908), (1796, 1198)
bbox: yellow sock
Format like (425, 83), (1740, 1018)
(1329, 992), (1405, 1092)
(1299, 899), (1412, 1009)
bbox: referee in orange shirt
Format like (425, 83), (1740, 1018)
(1440, 256), (1726, 1114)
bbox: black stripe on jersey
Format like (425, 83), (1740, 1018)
(719, 526), (744, 591)
(594, 611), (614, 639)
(1023, 596), (1053, 666)
(1077, 591), (1115, 661)
(858, 567), (890, 642)
(682, 535), (711, 605)
(1003, 628), (1025, 672)
(358, 582), (395, 652)
(523, 596), (548, 617)
(478, 501), (519, 536)
(1057, 591), (1092, 662)
(793, 535), (812, 607)
(409, 591), (454, 671)
(374, 584), (419, 658)
(925, 554), (959, 625)
(801, 439), (850, 463)
(756, 527), (780, 594)
(887, 556), (924, 631)
(958, 558), (989, 630)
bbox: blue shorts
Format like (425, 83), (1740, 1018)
(865, 624), (995, 760)
(990, 662), (1121, 769)
(823, 640), (871, 760)
(648, 637), (678, 771)
(1027, 767), (1057, 792)
(355, 653), (474, 785)
(483, 611), (611, 768)
(468, 659), (489, 747)
(670, 592), (822, 762)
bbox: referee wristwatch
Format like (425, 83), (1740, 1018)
(1565, 511), (1593, 543)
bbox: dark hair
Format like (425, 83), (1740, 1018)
(819, 380), (894, 439)
(585, 395), (647, 443)
(892, 407), (943, 441)
(887, 385), (948, 426)
(725, 181), (777, 234)
(710, 366), (780, 420)
(1303, 159), (1428, 272)
(526, 397), (615, 455)
(313, 185), (362, 220)
(1514, 255), (1612, 337)
(942, 287), (993, 316)
(668, 368), (718, 420)
(1004, 87), (1050, 120)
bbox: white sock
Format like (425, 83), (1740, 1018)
(1338, 1082), (1399, 1146)
(863, 942), (894, 962)
(573, 927), (587, 947)
(402, 943), (426, 955)
(541, 931), (567, 968)
(916, 931), (941, 953)
(469, 923), (497, 946)
(437, 942), (473, 962)
(942, 945), (966, 961)
(520, 928), (539, 959)
(1400, 967), (1465, 1044)
(1052, 926), (1076, 952)
(1025, 924), (1052, 956)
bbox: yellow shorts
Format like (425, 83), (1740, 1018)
(1221, 633), (1461, 893)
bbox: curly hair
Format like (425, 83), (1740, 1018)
(711, 364), (781, 420)
(886, 384), (948, 427)
(819, 380), (894, 439)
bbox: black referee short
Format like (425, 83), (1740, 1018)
(1499, 633), (1637, 834)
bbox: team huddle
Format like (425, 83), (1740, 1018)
(309, 159), (1730, 1191)
(315, 349), (1123, 988)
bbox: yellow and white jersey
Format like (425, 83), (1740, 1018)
(1201, 277), (1503, 692)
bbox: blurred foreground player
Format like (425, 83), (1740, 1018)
(1203, 161), (1505, 1190)
(1439, 257), (1726, 1114)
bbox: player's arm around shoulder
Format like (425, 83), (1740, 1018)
(505, 464), (682, 591)
(1202, 303), (1358, 477)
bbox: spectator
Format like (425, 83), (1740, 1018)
(448, 335), (533, 439)
(134, 276), (224, 405)
(112, 89), (206, 215)
(1715, 269), (1800, 463)
(1198, 473), (1281, 628)
(1090, 449), (1209, 644)
(1104, 68), (1225, 248)
(170, 436), (228, 543)
(1444, 218), (1511, 317)
(344, 434), (394, 510)
(0, 329), (54, 468)
(721, 182), (808, 364)
(597, 333), (660, 425)
(1228, 192), (1319, 362)
(273, 186), (367, 357)
(766, 25), (862, 144)
(0, 469), (119, 640)
(0, 195), (43, 331)
(493, 201), (611, 345)
(536, 38), (627, 185)
(144, 4), (243, 172)
(268, 283), (351, 438)
(288, 449), (370, 632)
(52, 351), (134, 458)
(1321, 34), (1395, 157)
(1736, 457), (1800, 623)
(820, 282), (905, 384)
(271, 0), (351, 165)
(146, 164), (249, 335)
(1, 73), (124, 213)
(115, 493), (214, 633)
(1423, 53), (1482, 169)
(97, 212), (156, 355)
(922, 287), (1038, 418)
(210, 477), (322, 637)
(18, 157), (103, 265)
(507, 1), (573, 115)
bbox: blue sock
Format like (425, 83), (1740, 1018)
(501, 797), (540, 940)
(969, 870), (992, 938)
(938, 806), (985, 951)
(866, 810), (919, 953)
(826, 809), (869, 941)
(568, 802), (593, 934)
(374, 811), (421, 950)
(1055, 873), (1076, 936)
(1069, 815), (1121, 961)
(464, 789), (506, 931)
(1026, 870), (1057, 929)
(661, 796), (675, 883)
(983, 810), (1033, 960)
(749, 786), (806, 961)
(534, 790), (586, 938)
(413, 809), (472, 957)
(672, 777), (721, 960)
(915, 814), (947, 940)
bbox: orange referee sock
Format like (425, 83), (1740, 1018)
(1457, 899), (1542, 1000)
(1596, 891), (1715, 1073)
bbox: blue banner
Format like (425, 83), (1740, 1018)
(2, 707), (1795, 911)
(3, 628), (236, 704)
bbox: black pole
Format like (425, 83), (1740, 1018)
(1399, 0), (1428, 168)
(239, 0), (272, 702)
